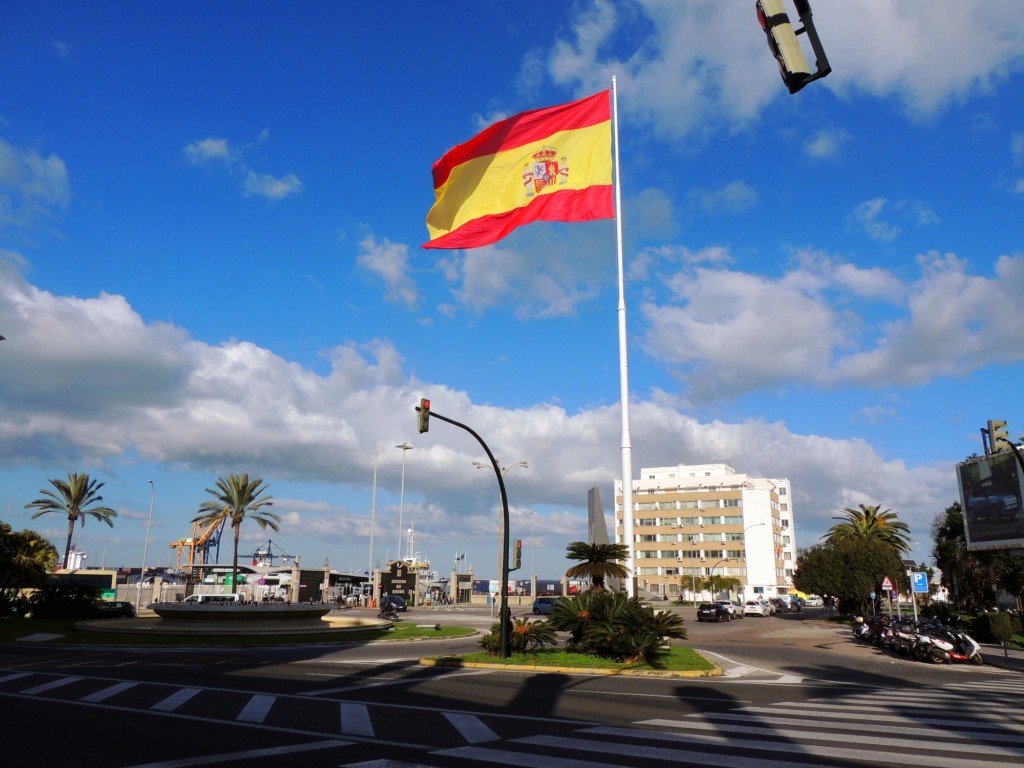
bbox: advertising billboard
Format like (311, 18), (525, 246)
(957, 449), (1024, 552)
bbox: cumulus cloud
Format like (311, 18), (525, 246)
(183, 132), (301, 201)
(545, 2), (1024, 140)
(638, 249), (1024, 400)
(0, 256), (957, 551)
(804, 128), (852, 160)
(355, 235), (419, 310)
(689, 180), (758, 215)
(847, 198), (939, 242)
(0, 137), (70, 231)
(243, 171), (302, 200)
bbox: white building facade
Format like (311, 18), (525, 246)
(615, 462), (796, 602)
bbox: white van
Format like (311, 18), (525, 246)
(183, 593), (242, 604)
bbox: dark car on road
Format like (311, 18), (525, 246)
(94, 601), (136, 619)
(380, 595), (408, 612)
(696, 602), (731, 622)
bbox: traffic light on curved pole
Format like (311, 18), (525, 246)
(511, 539), (522, 571)
(417, 398), (430, 434)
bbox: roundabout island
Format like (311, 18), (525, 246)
(76, 603), (391, 637)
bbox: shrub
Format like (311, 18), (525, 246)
(479, 617), (557, 655)
(28, 584), (101, 619)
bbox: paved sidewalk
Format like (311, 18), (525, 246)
(981, 642), (1024, 672)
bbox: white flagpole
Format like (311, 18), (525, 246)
(611, 76), (635, 598)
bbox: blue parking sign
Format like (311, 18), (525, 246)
(911, 571), (928, 594)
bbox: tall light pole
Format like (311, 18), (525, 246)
(368, 451), (378, 577)
(709, 558), (728, 601)
(473, 459), (527, 591)
(396, 442), (413, 562)
(136, 479), (155, 614)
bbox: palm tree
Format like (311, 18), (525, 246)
(827, 503), (911, 555)
(564, 541), (631, 591)
(25, 473), (118, 569)
(192, 473), (279, 595)
(0, 521), (59, 599)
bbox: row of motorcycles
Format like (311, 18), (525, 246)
(852, 615), (983, 665)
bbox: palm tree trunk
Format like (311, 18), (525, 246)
(232, 523), (240, 596)
(63, 517), (76, 570)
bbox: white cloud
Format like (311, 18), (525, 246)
(243, 171), (302, 200)
(0, 258), (961, 554)
(805, 128), (852, 160)
(355, 235), (419, 310)
(639, 250), (1024, 399)
(545, 2), (1024, 140)
(689, 180), (758, 215)
(0, 137), (70, 230)
(847, 198), (938, 242)
(183, 134), (301, 201)
(183, 137), (231, 165)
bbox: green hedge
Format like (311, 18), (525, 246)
(972, 612), (1023, 643)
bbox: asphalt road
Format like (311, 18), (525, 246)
(1, 605), (1021, 767)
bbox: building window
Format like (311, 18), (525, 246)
(637, 518), (657, 526)
(722, 499), (741, 507)
(637, 502), (657, 511)
(723, 515), (743, 525)
(726, 549), (745, 559)
(702, 516), (722, 525)
(726, 532), (744, 541)
(702, 533), (724, 542)
(639, 534), (657, 542)
(699, 499), (720, 510)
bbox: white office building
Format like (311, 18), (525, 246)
(615, 462), (796, 602)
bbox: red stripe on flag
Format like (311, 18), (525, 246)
(422, 184), (612, 250)
(430, 91), (611, 190)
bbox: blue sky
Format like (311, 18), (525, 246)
(2, 1), (1023, 579)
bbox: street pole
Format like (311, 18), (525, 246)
(473, 459), (527, 597)
(396, 442), (413, 561)
(136, 480), (155, 615)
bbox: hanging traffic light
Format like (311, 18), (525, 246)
(511, 539), (522, 571)
(756, 0), (831, 94)
(417, 398), (430, 434)
(988, 420), (1010, 453)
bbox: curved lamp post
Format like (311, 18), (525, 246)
(136, 479), (155, 614)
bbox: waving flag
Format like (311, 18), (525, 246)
(423, 90), (613, 249)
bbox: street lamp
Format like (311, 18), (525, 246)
(136, 479), (155, 615)
(396, 442), (414, 561)
(473, 459), (527, 591)
(709, 558), (728, 601)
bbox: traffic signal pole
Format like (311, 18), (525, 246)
(415, 402), (513, 659)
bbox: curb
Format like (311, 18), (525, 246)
(418, 656), (723, 678)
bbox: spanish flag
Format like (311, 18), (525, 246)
(424, 90), (613, 249)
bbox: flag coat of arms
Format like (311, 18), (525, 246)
(423, 90), (613, 249)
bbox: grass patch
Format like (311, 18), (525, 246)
(0, 617), (474, 646)
(430, 645), (715, 673)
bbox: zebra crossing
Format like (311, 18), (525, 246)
(353, 675), (1024, 768)
(3, 666), (1023, 767)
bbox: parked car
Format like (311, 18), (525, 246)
(697, 602), (732, 622)
(380, 595), (408, 612)
(715, 600), (742, 619)
(532, 596), (559, 615)
(803, 596), (824, 607)
(743, 601), (768, 617)
(93, 601), (136, 619)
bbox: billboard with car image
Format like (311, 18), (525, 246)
(957, 449), (1024, 552)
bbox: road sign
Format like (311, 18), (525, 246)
(911, 571), (929, 594)
(880, 576), (894, 592)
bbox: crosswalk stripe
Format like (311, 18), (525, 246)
(443, 712), (499, 743)
(576, 727), (1022, 768)
(80, 681), (137, 703)
(340, 702), (374, 737)
(236, 694), (276, 723)
(0, 672), (32, 685)
(151, 687), (201, 712)
(21, 676), (82, 695)
(703, 708), (1024, 735)
(436, 744), (634, 768)
(637, 717), (1024, 752)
